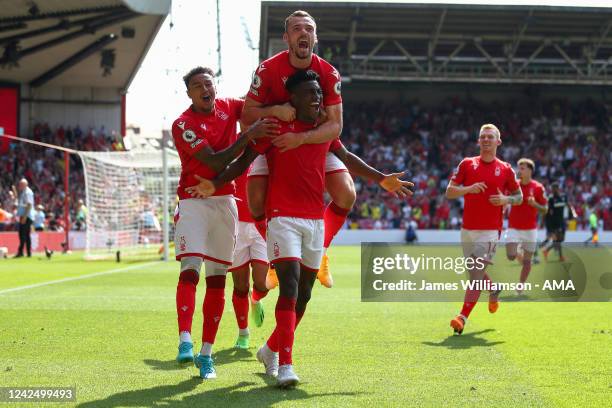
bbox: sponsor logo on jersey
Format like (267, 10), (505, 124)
(177, 121), (186, 130)
(182, 129), (197, 143)
(334, 81), (341, 95)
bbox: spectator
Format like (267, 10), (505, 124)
(75, 199), (88, 231)
(15, 178), (35, 257)
(33, 204), (45, 231)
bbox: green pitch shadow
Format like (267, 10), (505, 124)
(421, 329), (505, 350)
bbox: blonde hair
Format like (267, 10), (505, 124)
(479, 123), (500, 139)
(517, 157), (535, 172)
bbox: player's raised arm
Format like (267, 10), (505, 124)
(192, 118), (278, 173)
(331, 142), (413, 198)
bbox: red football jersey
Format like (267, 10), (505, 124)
(234, 171), (253, 223)
(172, 98), (244, 200)
(509, 179), (547, 229)
(250, 120), (342, 220)
(247, 50), (342, 107)
(450, 156), (520, 230)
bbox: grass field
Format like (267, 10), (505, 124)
(0, 246), (611, 407)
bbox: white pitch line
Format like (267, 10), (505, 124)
(0, 262), (160, 295)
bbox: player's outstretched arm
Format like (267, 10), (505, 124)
(193, 118), (279, 173)
(271, 104), (343, 152)
(332, 145), (414, 198)
(185, 147), (260, 199)
(242, 97), (296, 125)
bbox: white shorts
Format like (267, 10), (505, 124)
(267, 216), (324, 271)
(461, 229), (500, 264)
(229, 221), (268, 271)
(504, 228), (537, 253)
(174, 196), (238, 265)
(248, 152), (348, 177)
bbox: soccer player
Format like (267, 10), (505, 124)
(242, 10), (353, 288)
(446, 124), (522, 335)
(504, 158), (548, 292)
(541, 182), (575, 262)
(186, 70), (412, 387)
(227, 170), (270, 350)
(171, 66), (278, 379)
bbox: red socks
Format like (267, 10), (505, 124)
(266, 296), (297, 365)
(459, 273), (492, 318)
(202, 275), (226, 344)
(323, 202), (350, 248)
(232, 288), (249, 330)
(253, 215), (267, 241)
(251, 286), (269, 302)
(176, 270), (199, 334)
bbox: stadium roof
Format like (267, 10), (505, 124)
(260, 2), (612, 85)
(0, 0), (170, 91)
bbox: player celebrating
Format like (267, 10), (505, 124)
(541, 182), (575, 262)
(171, 66), (278, 379)
(227, 170), (270, 350)
(242, 10), (353, 288)
(186, 70), (413, 387)
(504, 158), (548, 292)
(446, 124), (522, 335)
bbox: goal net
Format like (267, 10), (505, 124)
(78, 148), (181, 261)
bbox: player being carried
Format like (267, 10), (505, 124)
(446, 124), (522, 335)
(171, 66), (279, 379)
(242, 10), (353, 289)
(186, 70), (413, 387)
(504, 158), (548, 293)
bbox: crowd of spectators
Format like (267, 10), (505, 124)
(1, 98), (610, 233)
(341, 97), (611, 231)
(0, 123), (123, 232)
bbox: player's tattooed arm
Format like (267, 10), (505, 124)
(193, 118), (279, 172)
(489, 188), (523, 206)
(332, 145), (414, 198)
(271, 104), (343, 152)
(185, 147), (261, 199)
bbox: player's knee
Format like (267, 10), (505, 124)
(179, 257), (202, 285)
(204, 260), (228, 278)
(278, 276), (299, 299)
(327, 174), (356, 209)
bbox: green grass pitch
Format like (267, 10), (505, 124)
(0, 246), (610, 407)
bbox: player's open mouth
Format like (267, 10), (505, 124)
(298, 40), (309, 49)
(202, 95), (212, 102)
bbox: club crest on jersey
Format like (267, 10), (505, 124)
(179, 236), (186, 252)
(334, 81), (341, 95)
(251, 73), (262, 89)
(273, 242), (280, 257)
(217, 110), (229, 121)
(177, 121), (186, 130)
(182, 129), (197, 143)
(495, 167), (501, 176)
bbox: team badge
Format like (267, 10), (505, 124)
(217, 110), (229, 121)
(334, 81), (341, 95)
(179, 236), (186, 252)
(251, 73), (262, 89)
(274, 242), (280, 257)
(495, 167), (501, 176)
(182, 129), (196, 143)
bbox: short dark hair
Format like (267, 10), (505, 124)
(285, 69), (319, 93)
(183, 66), (215, 88)
(284, 10), (315, 32)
